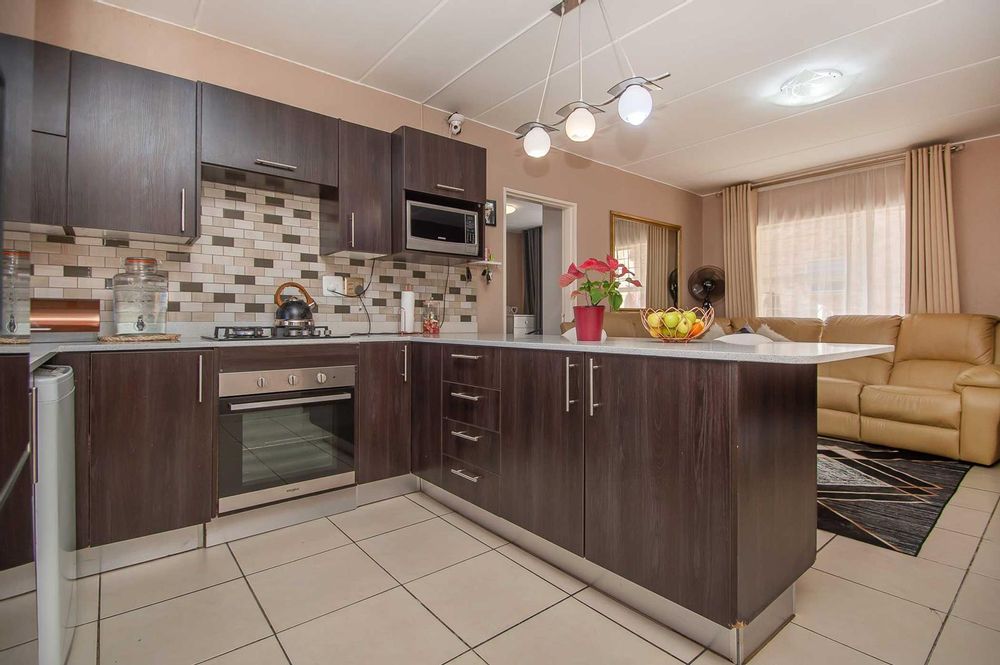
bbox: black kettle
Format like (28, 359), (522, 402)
(273, 281), (318, 326)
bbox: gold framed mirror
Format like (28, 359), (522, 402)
(610, 211), (682, 310)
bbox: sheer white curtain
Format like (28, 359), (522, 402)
(613, 218), (648, 308)
(755, 163), (906, 319)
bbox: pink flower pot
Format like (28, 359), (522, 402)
(573, 305), (605, 342)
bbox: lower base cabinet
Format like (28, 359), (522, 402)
(89, 350), (215, 546)
(357, 342), (411, 484)
(410, 343), (442, 485)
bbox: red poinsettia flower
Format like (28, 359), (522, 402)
(626, 277), (642, 287)
(579, 257), (611, 273)
(605, 254), (620, 271)
(559, 262), (585, 287)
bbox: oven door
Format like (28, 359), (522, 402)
(406, 200), (479, 256)
(218, 387), (355, 513)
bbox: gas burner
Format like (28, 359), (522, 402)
(204, 325), (345, 341)
(273, 325), (333, 339)
(208, 326), (273, 341)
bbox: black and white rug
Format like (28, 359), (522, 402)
(817, 437), (971, 555)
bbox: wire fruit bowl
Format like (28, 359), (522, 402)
(639, 306), (714, 343)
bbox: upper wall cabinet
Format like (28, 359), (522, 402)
(200, 84), (339, 187)
(33, 42), (70, 136)
(392, 126), (486, 204)
(68, 53), (197, 238)
(0, 34), (34, 224)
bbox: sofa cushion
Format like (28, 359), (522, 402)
(861, 385), (961, 430)
(727, 317), (823, 342)
(818, 377), (863, 414)
(818, 315), (900, 385)
(894, 314), (996, 365)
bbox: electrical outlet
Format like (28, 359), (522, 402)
(344, 277), (364, 296)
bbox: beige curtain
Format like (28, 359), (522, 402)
(722, 183), (757, 317)
(646, 223), (670, 307)
(906, 144), (961, 313)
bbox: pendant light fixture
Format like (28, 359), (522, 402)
(513, 2), (564, 158)
(595, 0), (667, 126)
(554, 1), (602, 142)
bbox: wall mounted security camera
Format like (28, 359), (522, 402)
(447, 112), (465, 136)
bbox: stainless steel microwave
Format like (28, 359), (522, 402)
(405, 200), (480, 257)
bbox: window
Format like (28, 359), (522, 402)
(755, 162), (906, 319)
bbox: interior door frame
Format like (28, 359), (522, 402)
(500, 187), (577, 330)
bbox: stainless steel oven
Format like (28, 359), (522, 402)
(217, 365), (355, 513)
(405, 199), (480, 256)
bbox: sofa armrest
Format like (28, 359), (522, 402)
(955, 365), (1000, 390)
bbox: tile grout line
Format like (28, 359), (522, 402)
(804, 565), (962, 614)
(791, 622), (895, 665)
(225, 541), (293, 665)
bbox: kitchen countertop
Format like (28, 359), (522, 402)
(27, 332), (892, 371)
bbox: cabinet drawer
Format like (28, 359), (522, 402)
(443, 383), (500, 432)
(443, 419), (499, 474)
(442, 455), (499, 514)
(442, 345), (500, 389)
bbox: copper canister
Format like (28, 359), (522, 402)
(30, 298), (101, 333)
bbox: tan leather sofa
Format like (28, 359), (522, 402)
(563, 311), (1000, 465)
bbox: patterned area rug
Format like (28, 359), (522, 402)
(817, 437), (971, 555)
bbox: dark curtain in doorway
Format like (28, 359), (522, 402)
(523, 227), (542, 334)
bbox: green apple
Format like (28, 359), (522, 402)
(646, 312), (661, 329)
(682, 310), (698, 324)
(676, 318), (692, 337)
(661, 311), (681, 329)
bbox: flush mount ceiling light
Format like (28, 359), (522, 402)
(515, 0), (670, 157)
(505, 203), (517, 215)
(772, 69), (849, 106)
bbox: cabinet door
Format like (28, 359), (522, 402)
(398, 127), (486, 203)
(68, 53), (197, 237)
(410, 342), (442, 486)
(32, 132), (66, 227)
(32, 41), (69, 136)
(584, 354), (737, 625)
(0, 355), (31, 570)
(357, 342), (411, 484)
(500, 349), (584, 554)
(0, 34), (34, 224)
(89, 350), (214, 545)
(200, 83), (339, 186)
(324, 121), (390, 255)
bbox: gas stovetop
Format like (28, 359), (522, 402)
(203, 325), (350, 341)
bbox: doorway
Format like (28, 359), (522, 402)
(501, 189), (576, 336)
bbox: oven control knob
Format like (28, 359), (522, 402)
(316, 372), (327, 384)
(256, 377), (266, 389)
(288, 374), (297, 386)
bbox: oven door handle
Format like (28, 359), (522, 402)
(229, 393), (351, 411)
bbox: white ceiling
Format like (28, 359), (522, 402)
(99, 0), (1000, 195)
(505, 197), (544, 231)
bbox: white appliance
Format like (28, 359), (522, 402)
(33, 365), (77, 665)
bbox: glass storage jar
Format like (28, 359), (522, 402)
(112, 257), (168, 335)
(1, 250), (31, 340)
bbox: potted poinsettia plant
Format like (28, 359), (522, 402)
(560, 256), (641, 341)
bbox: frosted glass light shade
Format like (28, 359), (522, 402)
(565, 107), (596, 142)
(523, 126), (551, 158)
(618, 84), (653, 125)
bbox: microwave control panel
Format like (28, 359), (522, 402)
(465, 214), (477, 244)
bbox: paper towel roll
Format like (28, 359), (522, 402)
(400, 290), (415, 333)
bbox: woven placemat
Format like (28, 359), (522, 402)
(98, 333), (181, 343)
(0, 336), (30, 344)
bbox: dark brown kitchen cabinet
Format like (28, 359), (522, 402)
(200, 83), (339, 187)
(32, 41), (70, 136)
(500, 349), (585, 555)
(357, 342), (411, 484)
(32, 132), (67, 227)
(0, 34), (34, 224)
(321, 120), (391, 256)
(410, 342), (442, 486)
(89, 350), (214, 546)
(0, 354), (31, 570)
(68, 53), (197, 237)
(392, 126), (486, 203)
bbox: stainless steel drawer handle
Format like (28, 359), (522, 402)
(350, 212), (356, 248)
(254, 158), (298, 172)
(450, 468), (480, 483)
(588, 359), (601, 417)
(180, 187), (186, 233)
(450, 392), (481, 402)
(436, 183), (465, 193)
(565, 357), (578, 413)
(450, 353), (482, 360)
(451, 430), (482, 442)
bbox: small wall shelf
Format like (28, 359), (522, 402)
(466, 260), (503, 268)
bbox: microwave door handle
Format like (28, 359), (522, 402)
(229, 393), (351, 411)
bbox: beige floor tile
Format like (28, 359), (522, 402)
(278, 587), (466, 665)
(963, 464), (1000, 493)
(952, 572), (1000, 631)
(936, 504), (991, 537)
(575, 588), (703, 662)
(918, 528), (980, 569)
(496, 543), (586, 594)
(984, 509), (1000, 543)
(247, 544), (397, 631)
(447, 652), (487, 665)
(406, 492), (453, 516)
(99, 579), (271, 665)
(0, 592), (36, 651)
(441, 511), (508, 548)
(100, 544), (241, 617)
(750, 623), (884, 665)
(331, 496), (435, 541)
(66, 621), (97, 665)
(793, 569), (942, 665)
(74, 575), (99, 626)
(690, 649), (728, 664)
(949, 487), (1000, 512)
(813, 536), (964, 611)
(476, 598), (682, 665)
(229, 518), (351, 574)
(358, 518), (489, 583)
(816, 530), (835, 551)
(406, 551), (566, 646)
(201, 636), (289, 664)
(928, 615), (1000, 665)
(970, 538), (1000, 580)
(0, 641), (35, 665)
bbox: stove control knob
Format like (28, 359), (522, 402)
(288, 374), (297, 386)
(256, 377), (266, 389)
(316, 372), (328, 384)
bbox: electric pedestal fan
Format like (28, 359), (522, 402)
(687, 265), (726, 310)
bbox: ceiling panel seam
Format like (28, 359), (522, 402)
(358, 0), (453, 83)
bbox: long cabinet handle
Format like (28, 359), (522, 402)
(450, 468), (480, 483)
(180, 187), (186, 233)
(198, 354), (204, 403)
(350, 212), (356, 248)
(401, 345), (409, 383)
(254, 158), (297, 171)
(450, 353), (482, 360)
(565, 357), (578, 413)
(450, 430), (482, 442)
(588, 358), (601, 417)
(435, 183), (465, 193)
(450, 391), (481, 402)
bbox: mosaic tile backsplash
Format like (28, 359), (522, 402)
(2, 182), (477, 328)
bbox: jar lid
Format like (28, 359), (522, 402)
(125, 257), (158, 265)
(1, 250), (30, 259)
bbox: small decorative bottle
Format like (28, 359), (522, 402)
(112, 257), (168, 335)
(0, 250), (31, 340)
